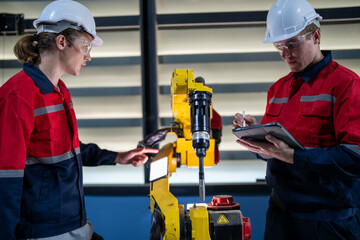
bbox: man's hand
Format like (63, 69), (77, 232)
(236, 134), (294, 164)
(233, 112), (257, 129)
(115, 148), (159, 167)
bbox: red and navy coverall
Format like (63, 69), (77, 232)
(261, 51), (360, 223)
(0, 63), (117, 239)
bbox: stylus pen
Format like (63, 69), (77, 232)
(242, 110), (246, 127)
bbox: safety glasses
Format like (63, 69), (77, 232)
(273, 32), (313, 53)
(74, 38), (92, 55)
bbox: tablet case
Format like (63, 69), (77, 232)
(232, 122), (304, 150)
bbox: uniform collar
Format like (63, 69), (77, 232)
(293, 51), (332, 83)
(23, 62), (55, 94)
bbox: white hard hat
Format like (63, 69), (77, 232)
(263, 0), (322, 43)
(33, 0), (103, 46)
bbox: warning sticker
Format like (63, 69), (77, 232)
(217, 214), (229, 224)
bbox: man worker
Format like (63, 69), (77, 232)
(233, 0), (360, 239)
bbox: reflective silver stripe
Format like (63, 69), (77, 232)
(0, 169), (24, 178)
(269, 97), (288, 104)
(300, 94), (336, 103)
(341, 144), (360, 155)
(34, 104), (64, 117)
(74, 147), (81, 155)
(26, 147), (81, 165)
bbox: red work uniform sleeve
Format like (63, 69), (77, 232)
(0, 93), (34, 239)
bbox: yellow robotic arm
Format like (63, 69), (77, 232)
(148, 69), (251, 240)
(170, 69), (215, 201)
(149, 69), (214, 240)
(170, 68), (213, 141)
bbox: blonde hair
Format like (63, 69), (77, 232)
(13, 28), (81, 64)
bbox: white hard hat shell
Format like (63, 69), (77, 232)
(33, 0), (103, 46)
(263, 0), (322, 43)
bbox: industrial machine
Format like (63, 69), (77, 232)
(139, 69), (251, 240)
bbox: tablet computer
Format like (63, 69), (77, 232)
(232, 122), (304, 150)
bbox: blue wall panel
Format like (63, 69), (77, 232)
(85, 193), (269, 240)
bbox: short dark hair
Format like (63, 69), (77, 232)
(302, 23), (320, 39)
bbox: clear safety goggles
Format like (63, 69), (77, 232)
(273, 31), (313, 53)
(74, 38), (92, 55)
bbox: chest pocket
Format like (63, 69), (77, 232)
(266, 102), (283, 119)
(33, 103), (67, 140)
(301, 98), (333, 118)
(34, 103), (65, 128)
(35, 113), (55, 132)
(301, 97), (334, 146)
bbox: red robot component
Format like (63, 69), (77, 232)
(207, 195), (251, 240)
